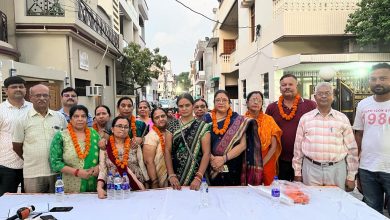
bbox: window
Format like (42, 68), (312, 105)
(242, 80), (247, 99)
(223, 39), (236, 54)
(250, 4), (255, 42)
(75, 78), (91, 96)
(105, 65), (110, 86)
(263, 73), (269, 99)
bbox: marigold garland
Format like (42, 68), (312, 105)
(92, 123), (99, 132)
(109, 135), (131, 169)
(129, 115), (137, 138)
(211, 108), (232, 135)
(278, 95), (300, 121)
(152, 125), (165, 154)
(245, 111), (264, 129)
(67, 124), (91, 159)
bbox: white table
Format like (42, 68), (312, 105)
(0, 186), (386, 220)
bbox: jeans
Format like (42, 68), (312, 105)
(0, 165), (23, 196)
(359, 168), (390, 215)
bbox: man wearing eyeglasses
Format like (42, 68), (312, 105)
(292, 82), (358, 191)
(0, 76), (32, 196)
(13, 84), (67, 193)
(59, 87), (93, 127)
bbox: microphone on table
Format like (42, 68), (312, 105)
(6, 205), (35, 220)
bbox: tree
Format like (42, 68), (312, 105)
(175, 72), (191, 93)
(121, 42), (167, 91)
(345, 0), (390, 46)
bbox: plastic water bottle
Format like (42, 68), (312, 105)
(55, 175), (65, 202)
(106, 172), (114, 200)
(200, 177), (209, 207)
(122, 173), (131, 199)
(114, 173), (123, 200)
(271, 176), (280, 207)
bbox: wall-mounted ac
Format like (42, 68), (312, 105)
(86, 86), (103, 96)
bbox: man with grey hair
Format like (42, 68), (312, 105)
(13, 84), (67, 193)
(292, 82), (358, 191)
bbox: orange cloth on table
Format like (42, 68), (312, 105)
(246, 112), (282, 186)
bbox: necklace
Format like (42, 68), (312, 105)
(67, 124), (91, 159)
(211, 108), (232, 135)
(109, 135), (131, 169)
(278, 95), (300, 120)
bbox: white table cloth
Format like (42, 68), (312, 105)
(0, 186), (386, 220)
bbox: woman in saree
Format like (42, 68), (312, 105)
(93, 105), (111, 138)
(245, 91), (282, 186)
(193, 98), (209, 120)
(97, 116), (146, 198)
(203, 90), (263, 186)
(137, 100), (153, 131)
(50, 105), (100, 193)
(143, 107), (170, 188)
(165, 93), (211, 190)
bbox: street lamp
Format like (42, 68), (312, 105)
(319, 66), (336, 82)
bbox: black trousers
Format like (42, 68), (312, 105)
(0, 165), (23, 196)
(278, 159), (294, 181)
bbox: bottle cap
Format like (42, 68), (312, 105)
(57, 175), (62, 179)
(202, 177), (206, 182)
(274, 176), (278, 180)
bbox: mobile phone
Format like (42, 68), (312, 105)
(40, 215), (57, 220)
(49, 206), (73, 212)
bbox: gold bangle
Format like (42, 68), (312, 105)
(168, 174), (177, 179)
(194, 176), (201, 183)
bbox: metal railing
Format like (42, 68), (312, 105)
(0, 10), (7, 42)
(26, 0), (65, 16)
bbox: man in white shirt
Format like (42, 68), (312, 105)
(354, 63), (390, 215)
(13, 84), (67, 193)
(0, 76), (32, 196)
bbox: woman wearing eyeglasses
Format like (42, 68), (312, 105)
(245, 91), (282, 186)
(193, 98), (209, 120)
(164, 93), (211, 190)
(50, 105), (100, 193)
(203, 90), (263, 186)
(97, 116), (146, 198)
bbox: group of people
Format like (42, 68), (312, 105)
(0, 63), (389, 215)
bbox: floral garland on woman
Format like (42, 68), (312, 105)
(211, 108), (233, 135)
(278, 94), (300, 120)
(129, 115), (137, 138)
(67, 124), (91, 159)
(92, 123), (99, 132)
(109, 135), (131, 169)
(244, 111), (264, 130)
(152, 125), (165, 154)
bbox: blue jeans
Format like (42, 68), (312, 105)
(359, 168), (390, 214)
(0, 165), (23, 196)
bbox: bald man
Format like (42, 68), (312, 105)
(13, 84), (67, 193)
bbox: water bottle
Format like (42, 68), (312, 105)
(106, 172), (114, 200)
(55, 175), (65, 202)
(122, 173), (131, 199)
(199, 177), (209, 207)
(114, 173), (123, 200)
(271, 176), (280, 207)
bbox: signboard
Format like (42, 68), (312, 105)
(79, 50), (89, 70)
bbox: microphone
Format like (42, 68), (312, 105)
(6, 205), (35, 220)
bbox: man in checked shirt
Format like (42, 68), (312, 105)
(292, 82), (358, 191)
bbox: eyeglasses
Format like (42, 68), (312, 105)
(32, 94), (50, 99)
(194, 105), (206, 109)
(63, 93), (77, 98)
(316, 91), (332, 97)
(114, 124), (130, 130)
(215, 99), (229, 104)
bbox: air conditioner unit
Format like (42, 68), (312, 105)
(86, 86), (103, 96)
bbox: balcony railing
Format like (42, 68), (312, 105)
(26, 0), (65, 16)
(220, 51), (237, 73)
(0, 10), (7, 42)
(195, 71), (206, 84)
(77, 0), (119, 50)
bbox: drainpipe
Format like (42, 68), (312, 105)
(66, 35), (73, 87)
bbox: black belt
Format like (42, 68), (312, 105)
(305, 156), (340, 167)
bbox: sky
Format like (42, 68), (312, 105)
(145, 0), (218, 75)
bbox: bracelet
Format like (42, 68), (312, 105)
(74, 169), (80, 177)
(151, 179), (159, 184)
(195, 172), (203, 179)
(194, 176), (202, 183)
(97, 179), (105, 184)
(168, 174), (177, 180)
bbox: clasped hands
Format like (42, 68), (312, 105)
(210, 155), (225, 173)
(77, 166), (99, 179)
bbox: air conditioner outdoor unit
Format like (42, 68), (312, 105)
(86, 86), (103, 96)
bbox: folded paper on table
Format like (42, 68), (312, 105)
(248, 184), (294, 206)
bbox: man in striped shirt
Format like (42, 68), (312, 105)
(292, 82), (358, 191)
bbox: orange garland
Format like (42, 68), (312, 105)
(152, 125), (166, 154)
(92, 123), (99, 132)
(67, 124), (91, 159)
(278, 95), (300, 120)
(211, 108), (233, 135)
(245, 111), (264, 129)
(109, 135), (131, 169)
(129, 115), (137, 138)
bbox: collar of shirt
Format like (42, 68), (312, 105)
(313, 108), (338, 119)
(5, 99), (31, 109)
(29, 108), (55, 117)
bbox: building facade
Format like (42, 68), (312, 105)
(157, 60), (175, 99)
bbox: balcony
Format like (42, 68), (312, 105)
(0, 10), (7, 42)
(26, 0), (65, 16)
(270, 0), (360, 39)
(195, 70), (206, 85)
(220, 50), (238, 74)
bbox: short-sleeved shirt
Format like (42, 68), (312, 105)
(265, 98), (317, 161)
(353, 96), (390, 173)
(13, 108), (68, 178)
(0, 100), (32, 169)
